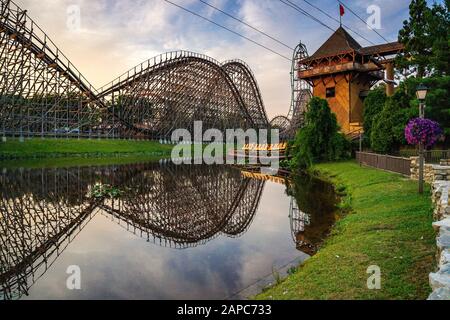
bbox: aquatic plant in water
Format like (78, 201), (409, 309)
(90, 183), (123, 199)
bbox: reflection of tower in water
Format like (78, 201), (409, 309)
(289, 197), (317, 256)
(240, 170), (334, 257)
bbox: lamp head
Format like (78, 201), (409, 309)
(416, 84), (429, 101)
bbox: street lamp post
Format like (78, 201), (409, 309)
(416, 84), (428, 194)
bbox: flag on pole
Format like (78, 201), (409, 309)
(339, 3), (345, 26)
(339, 4), (345, 16)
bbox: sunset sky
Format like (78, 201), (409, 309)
(14, 0), (443, 118)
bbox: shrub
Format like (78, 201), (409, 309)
(370, 89), (419, 153)
(290, 97), (351, 170)
(363, 87), (386, 146)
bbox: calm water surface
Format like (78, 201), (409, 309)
(0, 162), (338, 300)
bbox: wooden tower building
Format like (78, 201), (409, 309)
(298, 27), (403, 135)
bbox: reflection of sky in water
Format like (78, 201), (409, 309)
(22, 182), (307, 300)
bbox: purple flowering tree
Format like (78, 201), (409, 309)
(405, 118), (443, 148)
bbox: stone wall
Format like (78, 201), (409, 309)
(428, 173), (450, 299)
(410, 157), (450, 183)
(428, 180), (450, 300)
(381, 156), (450, 298)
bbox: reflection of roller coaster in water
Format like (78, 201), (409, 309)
(100, 164), (265, 247)
(0, 164), (337, 299)
(0, 163), (265, 299)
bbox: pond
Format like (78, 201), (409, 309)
(0, 161), (338, 300)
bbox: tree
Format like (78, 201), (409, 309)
(397, 0), (450, 76)
(290, 97), (350, 170)
(363, 87), (386, 146)
(424, 79), (450, 139)
(398, 0), (431, 77)
(400, 76), (450, 143)
(370, 94), (417, 154)
(428, 3), (450, 75)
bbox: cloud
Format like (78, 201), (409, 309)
(13, 0), (412, 119)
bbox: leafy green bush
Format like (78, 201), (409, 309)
(370, 98), (416, 153)
(90, 184), (124, 199)
(279, 159), (290, 169)
(290, 97), (351, 170)
(331, 131), (352, 160)
(363, 87), (386, 146)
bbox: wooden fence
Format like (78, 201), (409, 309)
(356, 152), (411, 176)
(398, 150), (450, 164)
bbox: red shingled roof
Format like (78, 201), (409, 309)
(301, 27), (361, 62)
(300, 27), (403, 63)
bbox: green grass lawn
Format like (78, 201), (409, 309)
(256, 161), (436, 300)
(0, 138), (174, 159)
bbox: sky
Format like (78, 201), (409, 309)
(13, 0), (444, 119)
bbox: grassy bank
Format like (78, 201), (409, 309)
(0, 138), (173, 159)
(256, 161), (436, 300)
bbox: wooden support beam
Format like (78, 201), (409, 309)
(385, 62), (395, 97)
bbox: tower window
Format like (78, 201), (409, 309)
(326, 87), (336, 98)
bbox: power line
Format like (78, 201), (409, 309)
(198, 0), (294, 50)
(280, 0), (389, 51)
(296, 0), (376, 45)
(278, 0), (336, 33)
(279, 0), (374, 47)
(163, 0), (291, 61)
(338, 1), (391, 43)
